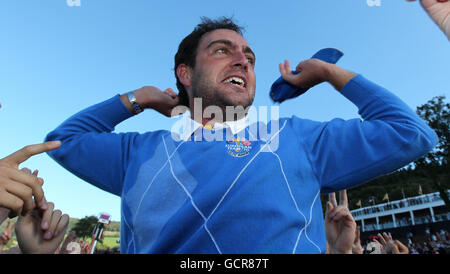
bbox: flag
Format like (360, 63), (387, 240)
(356, 200), (362, 207)
(383, 193), (389, 202)
(418, 184), (423, 195)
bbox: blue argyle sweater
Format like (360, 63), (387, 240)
(45, 75), (437, 254)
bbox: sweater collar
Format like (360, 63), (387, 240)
(177, 111), (250, 141)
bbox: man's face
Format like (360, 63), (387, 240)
(189, 29), (256, 111)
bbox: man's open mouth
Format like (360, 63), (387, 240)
(222, 76), (246, 88)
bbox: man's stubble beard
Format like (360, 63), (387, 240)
(190, 70), (255, 119)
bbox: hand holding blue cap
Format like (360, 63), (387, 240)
(270, 48), (344, 103)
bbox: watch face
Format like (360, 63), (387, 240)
(128, 92), (135, 102)
(128, 92), (142, 113)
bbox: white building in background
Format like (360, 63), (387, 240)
(351, 190), (450, 232)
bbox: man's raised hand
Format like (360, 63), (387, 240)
(121, 86), (186, 117)
(279, 59), (330, 90)
(0, 141), (61, 218)
(279, 59), (356, 92)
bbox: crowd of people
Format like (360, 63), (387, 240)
(324, 189), (450, 254)
(0, 0), (449, 254)
(406, 235), (449, 254)
(359, 230), (450, 254)
(1, 184), (448, 254)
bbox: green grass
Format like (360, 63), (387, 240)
(103, 231), (120, 237)
(96, 236), (120, 249)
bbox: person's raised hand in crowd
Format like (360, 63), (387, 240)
(0, 141), (61, 219)
(391, 240), (410, 254)
(1, 169), (41, 225)
(80, 239), (92, 254)
(352, 225), (364, 254)
(325, 189), (357, 254)
(407, 0), (450, 40)
(374, 232), (410, 254)
(0, 220), (16, 248)
(15, 200), (69, 254)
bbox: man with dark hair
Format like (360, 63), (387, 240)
(45, 16), (437, 254)
(174, 16), (244, 107)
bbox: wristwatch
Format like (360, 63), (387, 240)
(127, 91), (143, 114)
